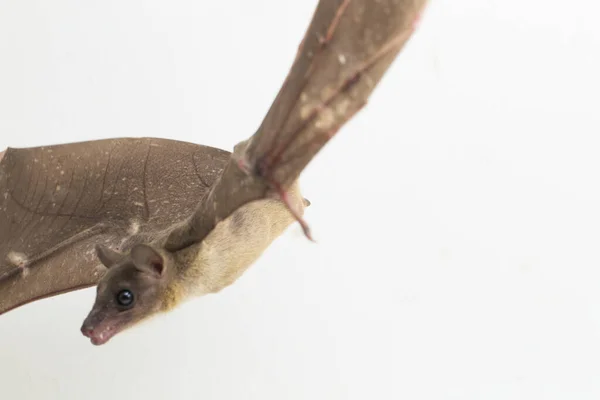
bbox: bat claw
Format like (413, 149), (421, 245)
(298, 218), (315, 242)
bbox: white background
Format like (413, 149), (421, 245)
(1, 0), (600, 399)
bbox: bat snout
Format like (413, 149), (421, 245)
(81, 310), (118, 345)
(81, 322), (117, 346)
(80, 323), (94, 337)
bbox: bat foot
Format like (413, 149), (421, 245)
(274, 183), (315, 242)
(298, 217), (314, 242)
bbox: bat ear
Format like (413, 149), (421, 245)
(130, 244), (164, 277)
(95, 244), (124, 268)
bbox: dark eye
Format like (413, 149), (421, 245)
(116, 289), (134, 307)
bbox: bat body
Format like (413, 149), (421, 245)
(82, 176), (306, 345)
(0, 138), (306, 345)
(0, 0), (427, 345)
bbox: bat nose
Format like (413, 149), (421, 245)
(80, 323), (94, 337)
(81, 310), (102, 337)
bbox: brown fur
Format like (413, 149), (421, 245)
(80, 181), (306, 344)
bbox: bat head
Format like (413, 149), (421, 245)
(81, 243), (169, 345)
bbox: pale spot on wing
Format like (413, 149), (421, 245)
(7, 251), (27, 267)
(128, 220), (140, 235)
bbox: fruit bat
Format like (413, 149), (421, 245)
(0, 0), (428, 345)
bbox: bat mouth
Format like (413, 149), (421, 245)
(81, 321), (122, 346)
(89, 326), (117, 345)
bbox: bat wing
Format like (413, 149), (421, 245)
(0, 137), (229, 314)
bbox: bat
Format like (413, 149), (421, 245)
(0, 0), (428, 345)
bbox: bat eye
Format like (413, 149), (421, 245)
(116, 289), (134, 307)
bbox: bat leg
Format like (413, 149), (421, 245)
(271, 180), (314, 242)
